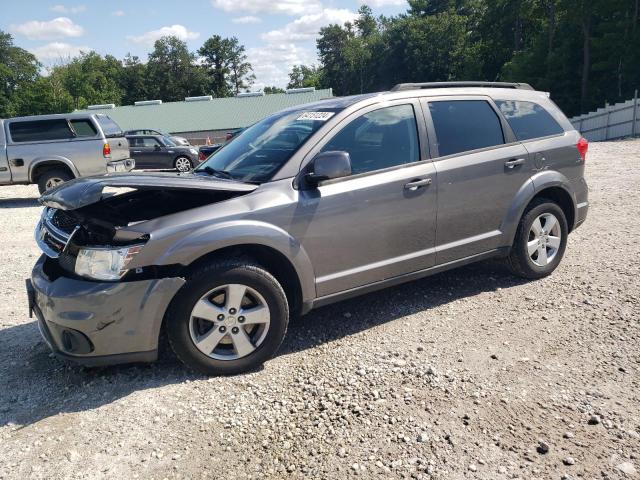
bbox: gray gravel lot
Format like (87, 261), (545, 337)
(0, 140), (639, 479)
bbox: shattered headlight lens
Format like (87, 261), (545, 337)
(75, 245), (144, 281)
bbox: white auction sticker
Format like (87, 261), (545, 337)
(296, 111), (335, 121)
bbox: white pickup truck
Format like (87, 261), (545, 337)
(0, 112), (134, 193)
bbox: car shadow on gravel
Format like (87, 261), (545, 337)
(0, 259), (526, 428)
(0, 197), (39, 209)
(279, 259), (528, 356)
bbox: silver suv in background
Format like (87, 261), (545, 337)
(28, 82), (589, 375)
(0, 113), (134, 193)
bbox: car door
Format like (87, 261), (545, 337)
(294, 101), (438, 297)
(421, 96), (531, 264)
(132, 137), (165, 169)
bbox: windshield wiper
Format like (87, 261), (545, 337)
(199, 166), (234, 180)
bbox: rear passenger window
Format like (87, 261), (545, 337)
(70, 119), (97, 137)
(495, 100), (564, 141)
(9, 119), (74, 143)
(322, 104), (420, 175)
(428, 100), (504, 157)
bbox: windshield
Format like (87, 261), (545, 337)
(196, 108), (339, 183)
(161, 136), (176, 147)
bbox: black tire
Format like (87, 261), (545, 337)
(174, 156), (193, 172)
(166, 260), (289, 375)
(506, 198), (568, 279)
(37, 169), (72, 194)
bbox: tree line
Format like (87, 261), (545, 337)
(293, 0), (640, 117)
(2, 0), (640, 119)
(0, 32), (258, 117)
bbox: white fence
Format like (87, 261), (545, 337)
(569, 90), (639, 141)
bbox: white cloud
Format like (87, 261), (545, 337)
(262, 8), (357, 44)
(112, 10), (125, 17)
(9, 17), (85, 40)
(127, 25), (200, 46)
(232, 16), (261, 24)
(212, 0), (321, 16)
(248, 42), (317, 89)
(50, 4), (86, 14)
(358, 0), (406, 6)
(30, 42), (90, 61)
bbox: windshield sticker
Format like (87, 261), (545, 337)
(296, 112), (335, 121)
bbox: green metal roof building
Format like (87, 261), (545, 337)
(78, 88), (333, 144)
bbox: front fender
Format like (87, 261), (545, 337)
(147, 220), (317, 304)
(29, 156), (80, 182)
(501, 170), (577, 247)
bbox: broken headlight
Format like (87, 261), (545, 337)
(74, 245), (144, 281)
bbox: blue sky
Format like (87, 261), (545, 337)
(2, 0), (407, 89)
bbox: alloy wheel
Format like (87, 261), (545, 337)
(527, 212), (562, 267)
(189, 284), (271, 360)
(175, 157), (192, 172)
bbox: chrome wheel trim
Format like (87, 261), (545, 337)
(189, 284), (271, 361)
(175, 157), (192, 172)
(528, 212), (561, 267)
(45, 177), (65, 190)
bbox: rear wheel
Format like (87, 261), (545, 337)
(37, 169), (72, 194)
(506, 199), (568, 279)
(174, 156), (193, 172)
(166, 260), (289, 375)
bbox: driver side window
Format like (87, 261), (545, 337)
(321, 104), (420, 175)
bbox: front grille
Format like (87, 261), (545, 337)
(50, 210), (77, 234)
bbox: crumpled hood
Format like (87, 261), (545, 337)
(39, 172), (258, 210)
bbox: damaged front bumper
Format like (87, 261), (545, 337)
(27, 255), (184, 366)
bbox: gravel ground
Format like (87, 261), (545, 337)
(0, 140), (638, 480)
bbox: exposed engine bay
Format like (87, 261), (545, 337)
(58, 188), (246, 246)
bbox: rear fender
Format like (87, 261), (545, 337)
(29, 157), (79, 182)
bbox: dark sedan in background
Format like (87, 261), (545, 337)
(127, 135), (200, 172)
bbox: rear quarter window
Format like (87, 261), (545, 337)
(70, 119), (98, 137)
(9, 119), (74, 143)
(495, 100), (564, 141)
(95, 115), (124, 138)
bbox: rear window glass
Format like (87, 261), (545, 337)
(9, 119), (74, 143)
(70, 119), (97, 137)
(429, 100), (505, 157)
(495, 100), (564, 141)
(95, 115), (123, 138)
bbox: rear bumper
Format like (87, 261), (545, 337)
(28, 255), (184, 366)
(107, 158), (135, 173)
(575, 201), (588, 229)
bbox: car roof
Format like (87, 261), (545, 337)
(7, 112), (107, 122)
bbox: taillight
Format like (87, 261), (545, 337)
(103, 142), (111, 158)
(199, 151), (206, 161)
(225, 132), (233, 141)
(577, 137), (588, 162)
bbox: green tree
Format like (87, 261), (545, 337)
(119, 54), (148, 105)
(0, 31), (40, 117)
(199, 35), (254, 96)
(287, 65), (324, 89)
(147, 36), (207, 101)
(263, 86), (285, 94)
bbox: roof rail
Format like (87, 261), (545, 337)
(390, 81), (534, 92)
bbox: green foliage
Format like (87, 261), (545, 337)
(0, 31), (40, 117)
(264, 86), (285, 94)
(199, 35), (255, 96)
(309, 0), (640, 116)
(287, 65), (324, 89)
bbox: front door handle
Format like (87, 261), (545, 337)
(404, 177), (432, 191)
(505, 158), (526, 168)
(132, 150), (142, 153)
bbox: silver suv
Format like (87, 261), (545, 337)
(27, 82), (589, 375)
(0, 113), (134, 193)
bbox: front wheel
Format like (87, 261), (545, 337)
(506, 199), (568, 279)
(166, 260), (289, 375)
(174, 156), (193, 172)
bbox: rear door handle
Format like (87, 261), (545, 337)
(404, 177), (432, 191)
(505, 158), (526, 168)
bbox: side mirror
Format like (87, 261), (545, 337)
(154, 145), (161, 151)
(305, 151), (352, 187)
